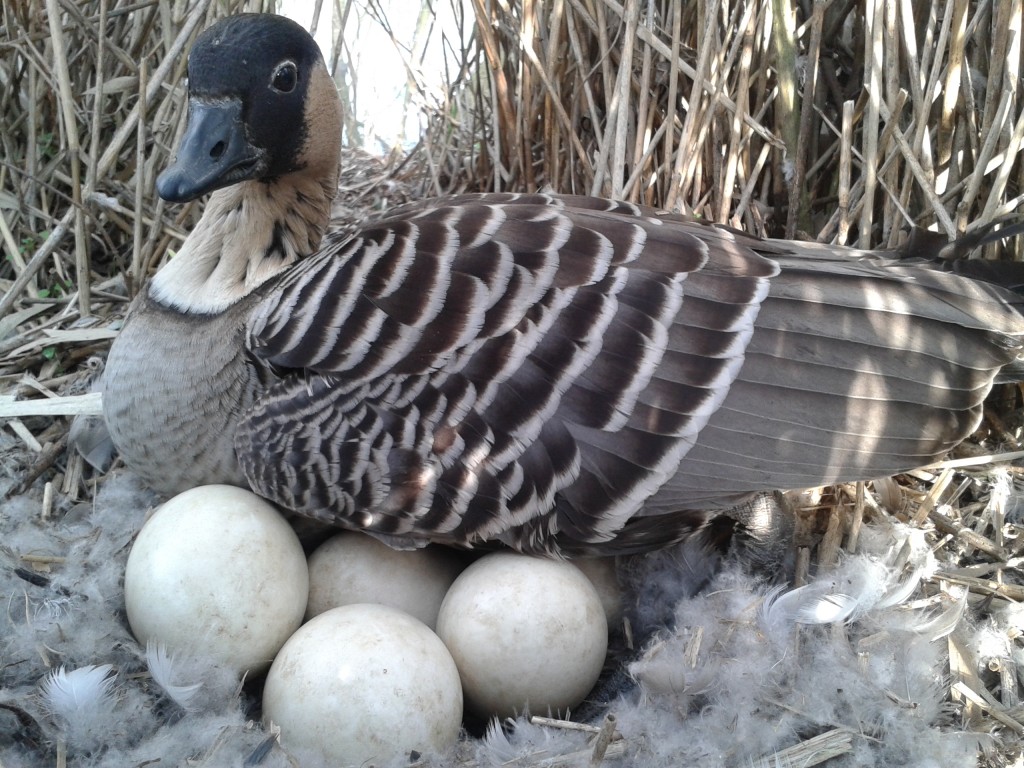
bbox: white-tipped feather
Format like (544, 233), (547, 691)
(145, 640), (203, 709)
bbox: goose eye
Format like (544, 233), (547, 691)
(271, 62), (297, 93)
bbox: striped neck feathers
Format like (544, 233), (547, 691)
(149, 174), (333, 314)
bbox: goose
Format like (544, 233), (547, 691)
(100, 12), (1024, 556)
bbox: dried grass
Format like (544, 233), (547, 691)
(422, 0), (1024, 249)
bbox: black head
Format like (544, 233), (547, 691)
(157, 14), (338, 202)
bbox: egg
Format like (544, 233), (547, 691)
(123, 485), (308, 675)
(572, 556), (623, 627)
(305, 532), (464, 629)
(263, 603), (463, 765)
(436, 552), (608, 719)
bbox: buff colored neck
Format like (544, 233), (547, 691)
(149, 173), (334, 314)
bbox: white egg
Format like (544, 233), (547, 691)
(123, 485), (308, 675)
(436, 552), (608, 719)
(263, 603), (463, 765)
(305, 532), (464, 629)
(572, 556), (623, 627)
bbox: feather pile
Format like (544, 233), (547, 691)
(2, 446), (1019, 765)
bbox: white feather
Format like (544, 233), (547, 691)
(760, 582), (860, 637)
(874, 568), (922, 610)
(40, 664), (116, 720)
(911, 588), (969, 641)
(40, 663), (118, 750)
(145, 640), (203, 709)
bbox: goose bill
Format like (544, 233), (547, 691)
(157, 99), (266, 203)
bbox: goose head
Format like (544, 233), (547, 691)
(158, 13), (341, 203)
(150, 14), (342, 314)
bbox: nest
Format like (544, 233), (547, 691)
(2, 0), (1024, 766)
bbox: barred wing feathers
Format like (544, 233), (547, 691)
(659, 254), (1024, 509)
(237, 194), (1023, 554)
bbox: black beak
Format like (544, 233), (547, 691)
(157, 99), (265, 203)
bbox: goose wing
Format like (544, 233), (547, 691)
(651, 253), (1024, 513)
(236, 193), (1024, 554)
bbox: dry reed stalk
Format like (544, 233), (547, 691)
(599, 0), (638, 199)
(751, 728), (854, 767)
(419, 0), (1024, 267)
(771, 0), (798, 232)
(837, 99), (854, 243)
(43, 0), (88, 314)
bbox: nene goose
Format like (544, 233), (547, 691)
(100, 13), (1024, 556)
